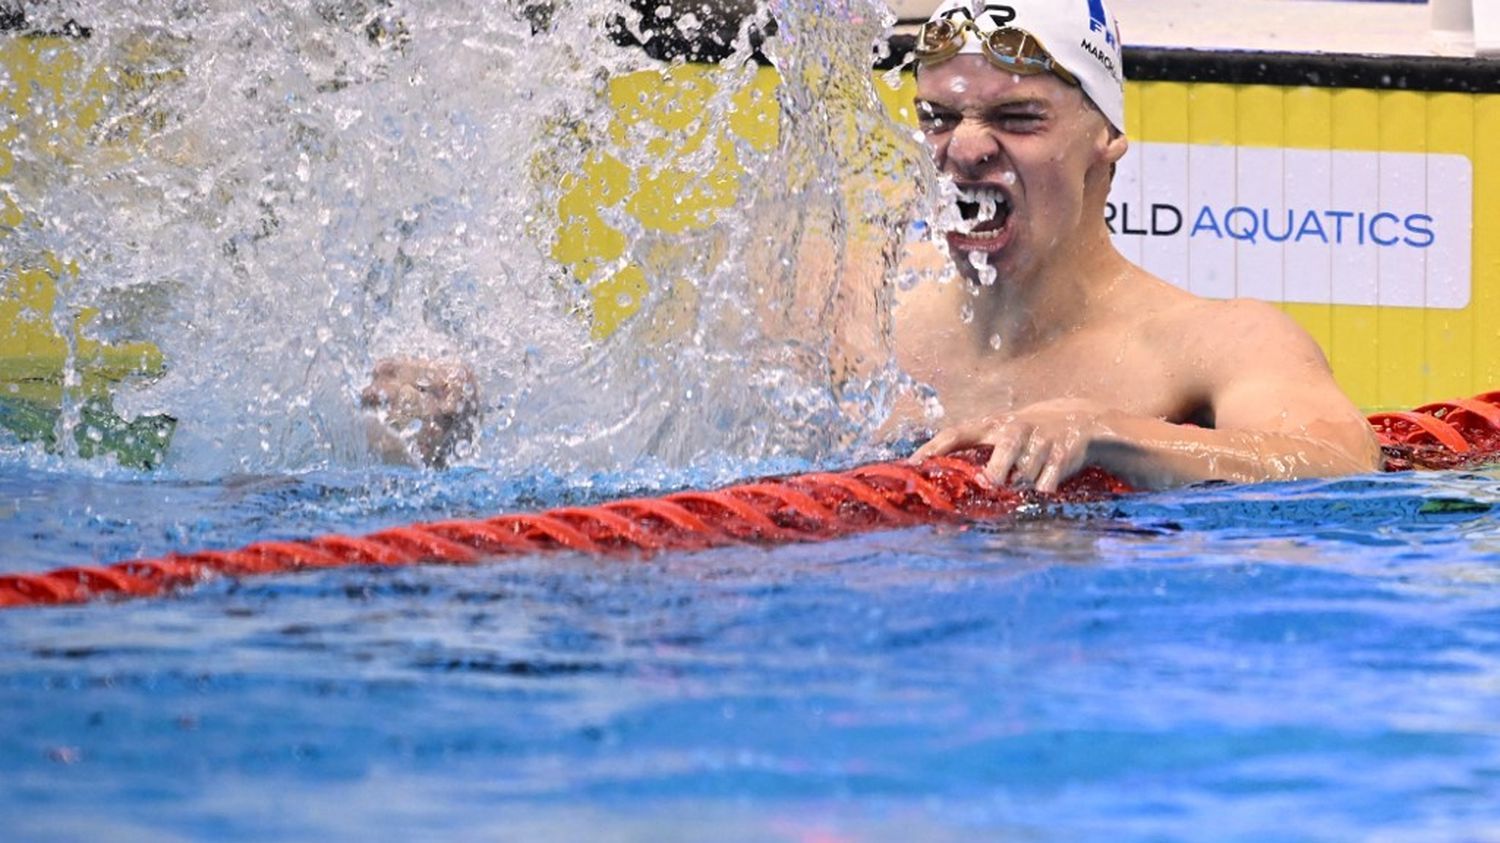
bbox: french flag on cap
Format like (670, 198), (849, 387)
(1088, 0), (1116, 47)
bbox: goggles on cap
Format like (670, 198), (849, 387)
(914, 17), (1079, 88)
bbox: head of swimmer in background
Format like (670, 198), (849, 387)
(913, 0), (1128, 287)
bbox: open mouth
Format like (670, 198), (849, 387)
(950, 185), (1013, 245)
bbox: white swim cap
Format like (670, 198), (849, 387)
(922, 0), (1125, 133)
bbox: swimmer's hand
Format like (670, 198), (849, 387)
(360, 358), (479, 468)
(910, 398), (1116, 494)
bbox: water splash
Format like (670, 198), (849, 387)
(6, 0), (930, 479)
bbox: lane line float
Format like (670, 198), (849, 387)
(3, 391), (1498, 610)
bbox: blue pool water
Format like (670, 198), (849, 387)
(3, 453), (1499, 841)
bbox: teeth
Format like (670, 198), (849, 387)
(956, 186), (1010, 227)
(959, 186), (1007, 206)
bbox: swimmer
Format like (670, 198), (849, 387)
(895, 0), (1381, 491)
(367, 0), (1382, 488)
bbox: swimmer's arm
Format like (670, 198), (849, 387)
(1087, 307), (1382, 488)
(1085, 404), (1382, 490)
(824, 241), (958, 386)
(914, 302), (1382, 491)
(916, 394), (1379, 494)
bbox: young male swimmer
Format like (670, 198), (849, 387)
(894, 0), (1380, 491)
(364, 0), (1382, 489)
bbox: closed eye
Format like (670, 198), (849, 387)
(915, 101), (959, 133)
(989, 109), (1047, 131)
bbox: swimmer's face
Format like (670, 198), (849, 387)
(915, 55), (1124, 285)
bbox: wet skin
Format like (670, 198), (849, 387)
(362, 56), (1381, 486)
(899, 56), (1382, 492)
(361, 358), (478, 467)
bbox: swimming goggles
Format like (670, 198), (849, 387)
(913, 18), (1079, 87)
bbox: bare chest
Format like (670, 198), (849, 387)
(899, 327), (1206, 426)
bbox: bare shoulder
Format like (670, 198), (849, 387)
(891, 243), (964, 336)
(892, 242), (957, 309)
(1144, 294), (1330, 370)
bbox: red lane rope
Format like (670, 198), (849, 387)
(4, 391), (1499, 611)
(1375, 390), (1500, 472)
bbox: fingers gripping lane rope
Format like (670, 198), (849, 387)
(3, 391), (1498, 611)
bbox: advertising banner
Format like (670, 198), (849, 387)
(1108, 143), (1474, 310)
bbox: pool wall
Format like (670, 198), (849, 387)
(1109, 46), (1500, 411)
(0, 27), (163, 409)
